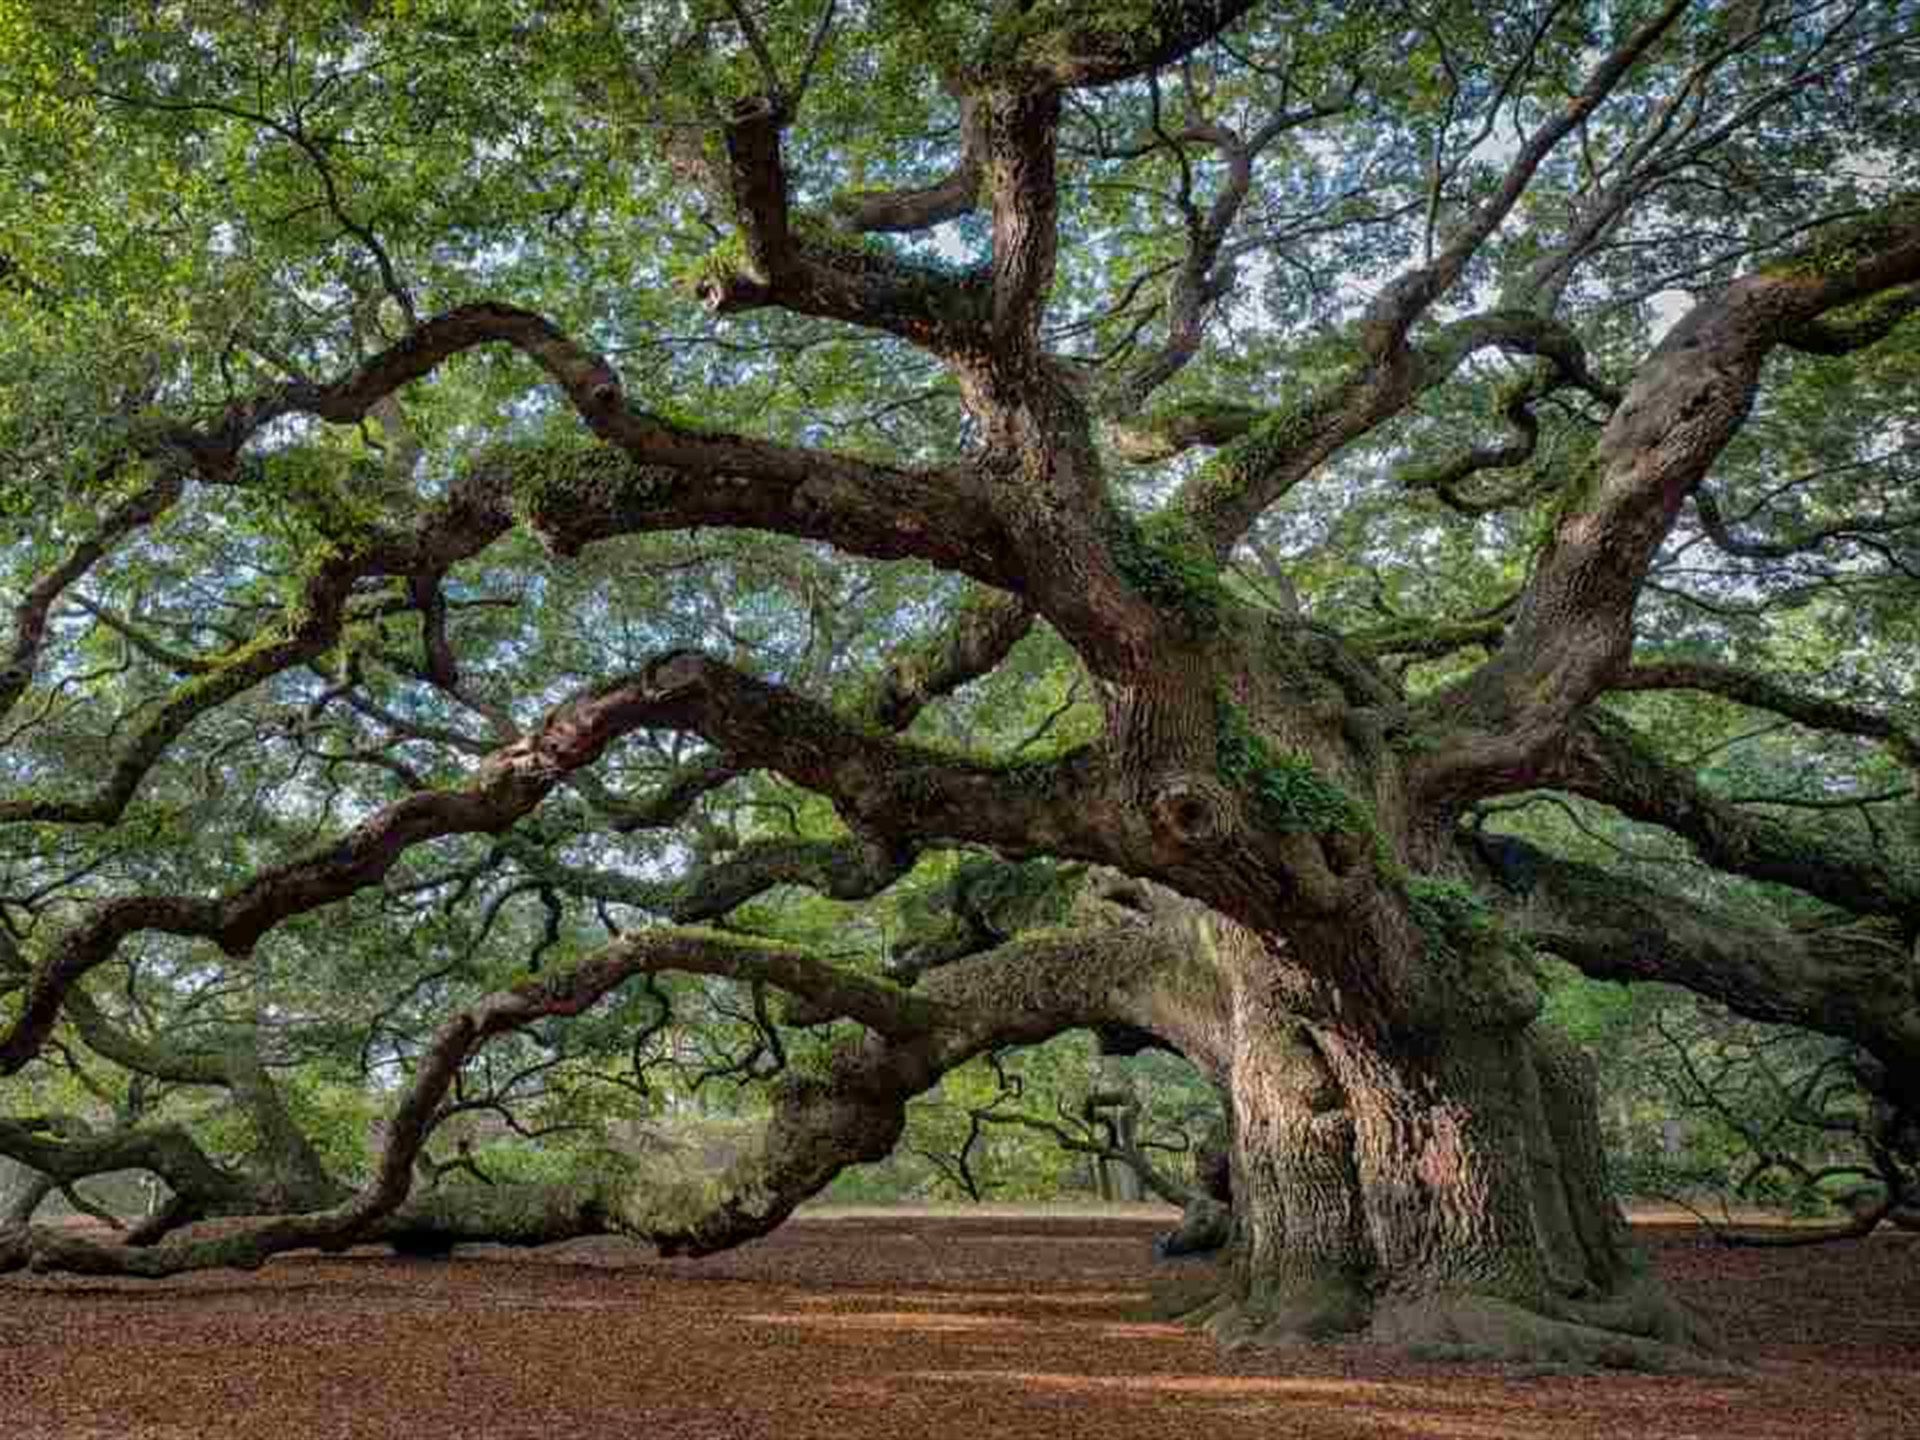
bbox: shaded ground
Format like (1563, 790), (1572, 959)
(3, 1210), (1916, 1439)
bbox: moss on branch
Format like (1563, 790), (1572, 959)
(1214, 694), (1368, 835)
(1107, 509), (1230, 631)
(1761, 195), (1920, 281)
(1401, 874), (1498, 959)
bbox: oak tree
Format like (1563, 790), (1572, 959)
(3, 0), (1918, 1366)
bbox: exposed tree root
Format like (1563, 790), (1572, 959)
(1195, 1281), (1372, 1347)
(1159, 1273), (1729, 1371)
(1371, 1292), (1732, 1373)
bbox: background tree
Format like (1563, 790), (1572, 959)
(2, 0), (1918, 1368)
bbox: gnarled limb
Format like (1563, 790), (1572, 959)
(1477, 832), (1920, 1108)
(1168, 306), (1619, 559)
(0, 1115), (258, 1224)
(0, 653), (842, 1071)
(1691, 479), (1920, 563)
(1096, 87), (1355, 419)
(968, 1), (1262, 89)
(0, 924), (932, 1276)
(114, 299), (1020, 592)
(487, 437), (1018, 590)
(859, 585), (1035, 731)
(1429, 197), (1920, 760)
(1537, 715), (1920, 920)
(1783, 281), (1920, 355)
(1, 461), (184, 727)
(3, 903), (1218, 1277)
(1609, 658), (1920, 780)
(0, 630), (1152, 1077)
(56, 989), (345, 1231)
(2, 417), (1026, 831)
(1106, 402), (1264, 464)
(695, 98), (991, 353)
(830, 81), (987, 235)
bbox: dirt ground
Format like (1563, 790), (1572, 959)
(3, 1209), (1916, 1439)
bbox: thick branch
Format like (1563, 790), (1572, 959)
(0, 1116), (252, 1216)
(1782, 282), (1920, 356)
(972, 1), (1260, 88)
(490, 438), (1017, 589)
(859, 585), (1036, 731)
(1537, 716), (1920, 920)
(0, 642), (1145, 1074)
(148, 302), (1007, 593)
(566, 652), (1146, 867)
(1481, 835), (1920, 1100)
(1427, 193), (1920, 766)
(1170, 307), (1615, 555)
(697, 99), (991, 352)
(1611, 659), (1920, 778)
(5, 918), (1215, 1275)
(1105, 401), (1264, 464)
(831, 86), (986, 234)
(982, 86), (1063, 361)
(0, 654), (771, 1071)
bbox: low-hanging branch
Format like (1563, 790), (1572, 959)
(1480, 833), (1920, 1110)
(1, 915), (1212, 1277)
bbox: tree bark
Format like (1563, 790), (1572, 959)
(1183, 916), (1715, 1367)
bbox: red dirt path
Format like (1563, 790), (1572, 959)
(3, 1212), (1916, 1439)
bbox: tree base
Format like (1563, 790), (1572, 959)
(1371, 1287), (1729, 1373)
(1195, 1280), (1372, 1346)
(1159, 1271), (1728, 1372)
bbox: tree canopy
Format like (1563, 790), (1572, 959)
(1, 0), (1917, 1361)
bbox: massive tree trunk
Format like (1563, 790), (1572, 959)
(1152, 893), (1711, 1364)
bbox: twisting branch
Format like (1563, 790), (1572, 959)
(1473, 831), (1920, 1108)
(859, 585), (1035, 731)
(831, 78), (987, 235)
(1161, 303), (1618, 558)
(1098, 85), (1357, 418)
(694, 99), (991, 353)
(1609, 659), (1920, 780)
(1359, 0), (1694, 360)
(968, 1), (1262, 89)
(0, 637), (1143, 1076)
(0, 653), (788, 1072)
(1, 462), (186, 727)
(1692, 477), (1920, 562)
(1636, 1005), (1917, 1249)
(3, 915), (1219, 1276)
(132, 302), (1009, 592)
(1536, 714), (1920, 920)
(1419, 193), (1920, 773)
(2, 932), (728, 1276)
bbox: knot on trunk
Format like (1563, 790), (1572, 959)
(1150, 776), (1234, 848)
